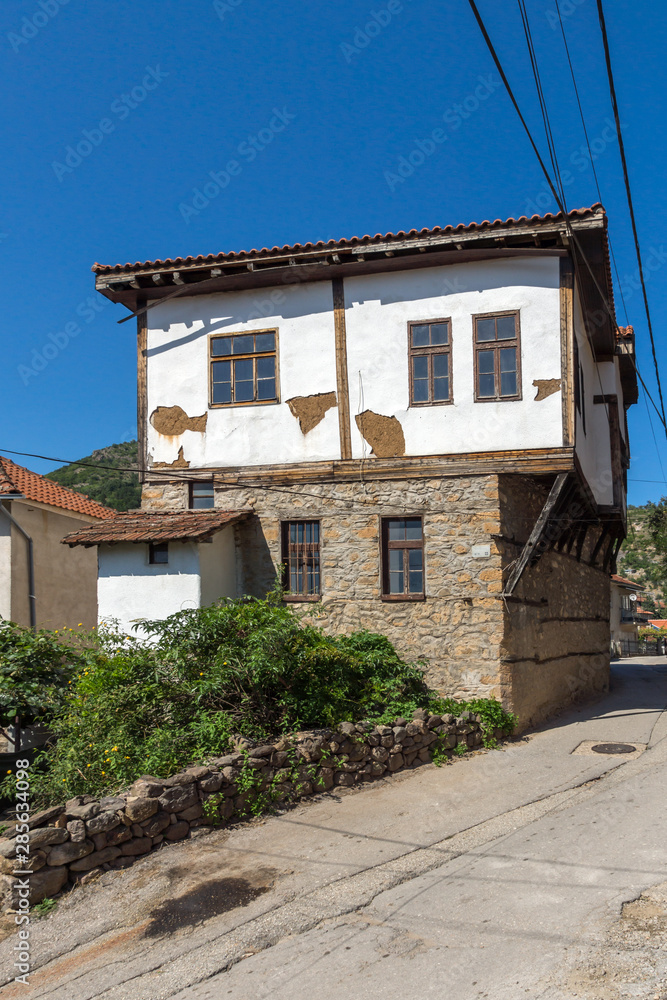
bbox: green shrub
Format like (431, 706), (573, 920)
(0, 599), (515, 806)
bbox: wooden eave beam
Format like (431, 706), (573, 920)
(502, 473), (570, 597)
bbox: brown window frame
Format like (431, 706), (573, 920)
(380, 516), (425, 602)
(473, 310), (522, 402)
(209, 328), (280, 408)
(189, 480), (215, 509)
(408, 318), (453, 406)
(281, 520), (321, 602)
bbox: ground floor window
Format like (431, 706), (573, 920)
(381, 517), (424, 599)
(149, 542), (169, 564)
(281, 521), (320, 599)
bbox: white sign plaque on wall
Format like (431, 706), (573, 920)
(471, 544), (491, 559)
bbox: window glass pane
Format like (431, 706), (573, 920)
(256, 356), (275, 379)
(212, 382), (232, 404)
(305, 522), (312, 543)
(290, 524), (297, 543)
(496, 314), (517, 340)
(478, 372), (495, 397)
(191, 482), (214, 509)
(211, 337), (233, 357)
(430, 322), (448, 345)
(257, 378), (276, 400)
(235, 379), (254, 402)
(389, 548), (404, 594)
(408, 548), (423, 570)
(312, 522), (320, 542)
(499, 347), (516, 372)
(211, 360), (231, 382)
(387, 519), (406, 541)
(150, 543), (168, 564)
(405, 518), (422, 540)
(500, 371), (518, 396)
(433, 354), (449, 377)
(234, 357), (253, 381)
(412, 355), (428, 379)
(413, 380), (429, 402)
(478, 350), (495, 374)
(433, 377), (449, 401)
(411, 324), (430, 347)
(254, 332), (275, 352)
(408, 570), (423, 593)
(476, 318), (496, 341)
(232, 334), (254, 354)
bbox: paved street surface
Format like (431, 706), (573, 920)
(2, 658), (667, 1000)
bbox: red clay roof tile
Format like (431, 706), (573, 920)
(0, 456), (115, 520)
(61, 509), (250, 546)
(92, 205), (606, 275)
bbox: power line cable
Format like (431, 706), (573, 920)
(595, 0), (667, 427)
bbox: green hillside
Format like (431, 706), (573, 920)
(617, 504), (667, 612)
(46, 441), (141, 512)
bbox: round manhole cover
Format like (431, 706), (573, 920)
(591, 742), (636, 755)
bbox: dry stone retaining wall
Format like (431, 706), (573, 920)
(1, 709), (506, 910)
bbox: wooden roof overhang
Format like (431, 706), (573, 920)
(94, 211), (617, 357)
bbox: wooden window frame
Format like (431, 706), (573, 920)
(473, 310), (522, 403)
(380, 516), (425, 602)
(408, 318), (453, 407)
(148, 542), (169, 565)
(281, 519), (321, 602)
(208, 328), (280, 408)
(189, 480), (215, 509)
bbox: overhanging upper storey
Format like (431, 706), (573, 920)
(93, 204), (619, 357)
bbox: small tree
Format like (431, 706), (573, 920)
(0, 623), (76, 753)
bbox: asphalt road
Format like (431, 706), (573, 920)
(2, 657), (666, 1000)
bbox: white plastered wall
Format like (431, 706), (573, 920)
(199, 525), (237, 606)
(573, 289), (624, 505)
(97, 541), (202, 636)
(0, 512), (11, 620)
(145, 256), (564, 469)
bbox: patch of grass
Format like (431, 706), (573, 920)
(32, 897), (57, 918)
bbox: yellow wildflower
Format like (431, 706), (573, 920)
(78, 623), (83, 627)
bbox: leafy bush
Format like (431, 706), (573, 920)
(1, 598), (515, 806)
(0, 623), (80, 736)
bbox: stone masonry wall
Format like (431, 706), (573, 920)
(141, 475), (506, 702)
(498, 474), (611, 729)
(1, 710), (505, 910)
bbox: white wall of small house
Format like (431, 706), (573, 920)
(199, 526), (237, 606)
(145, 256), (565, 469)
(97, 541), (202, 636)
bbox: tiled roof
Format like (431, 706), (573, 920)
(0, 456), (115, 520)
(647, 619), (667, 628)
(92, 205), (606, 275)
(611, 574), (645, 590)
(61, 509), (250, 546)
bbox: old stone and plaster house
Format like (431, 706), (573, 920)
(64, 204), (636, 727)
(0, 455), (113, 630)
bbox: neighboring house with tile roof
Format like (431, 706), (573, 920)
(62, 510), (250, 635)
(80, 205), (636, 728)
(0, 456), (113, 630)
(610, 573), (648, 656)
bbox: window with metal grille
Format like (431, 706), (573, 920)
(281, 521), (320, 599)
(473, 311), (521, 401)
(189, 481), (215, 509)
(381, 517), (424, 599)
(408, 319), (452, 405)
(210, 330), (278, 406)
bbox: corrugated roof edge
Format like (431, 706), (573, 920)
(92, 204), (605, 275)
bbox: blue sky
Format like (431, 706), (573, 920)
(2, 0), (666, 506)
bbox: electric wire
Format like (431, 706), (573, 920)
(595, 0), (667, 427)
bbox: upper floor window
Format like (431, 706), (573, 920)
(473, 311), (521, 401)
(210, 330), (278, 406)
(381, 517), (424, 600)
(189, 481), (214, 509)
(281, 521), (320, 600)
(409, 320), (452, 405)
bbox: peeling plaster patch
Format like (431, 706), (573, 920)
(533, 379), (561, 401)
(153, 446), (190, 469)
(287, 392), (337, 434)
(150, 405), (207, 435)
(355, 410), (405, 458)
